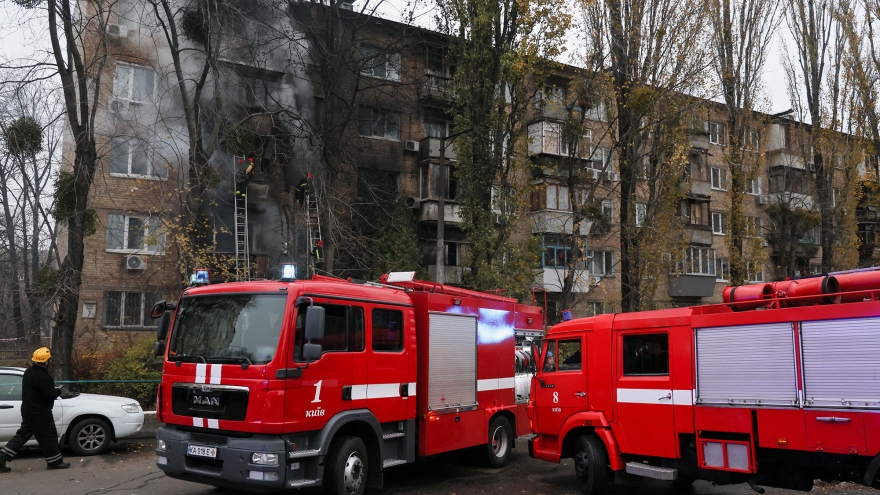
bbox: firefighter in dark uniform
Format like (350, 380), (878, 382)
(0, 347), (71, 472)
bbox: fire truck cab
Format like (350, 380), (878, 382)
(153, 272), (543, 494)
(529, 272), (880, 494)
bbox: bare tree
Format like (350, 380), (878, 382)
(578, 0), (710, 311)
(710, 0), (780, 284)
(783, 0), (846, 271)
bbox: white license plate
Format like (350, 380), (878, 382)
(187, 445), (217, 459)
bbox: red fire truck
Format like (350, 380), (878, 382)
(528, 271), (880, 493)
(151, 270), (543, 494)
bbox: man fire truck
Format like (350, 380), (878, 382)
(528, 271), (880, 494)
(152, 268), (543, 494)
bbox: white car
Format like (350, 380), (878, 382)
(0, 366), (145, 455)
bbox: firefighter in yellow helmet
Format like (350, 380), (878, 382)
(0, 347), (70, 472)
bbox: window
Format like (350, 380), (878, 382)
(424, 116), (452, 138)
(710, 166), (727, 190)
(114, 64), (156, 104)
(372, 309), (403, 352)
(357, 168), (398, 203)
(748, 130), (760, 150)
(106, 214), (165, 253)
(683, 246), (716, 276)
(542, 234), (573, 268)
(240, 75), (281, 108)
(103, 290), (162, 328)
(623, 333), (668, 375)
(716, 258), (730, 282)
(588, 250), (613, 276)
(109, 138), (167, 179)
(601, 200), (614, 224)
(768, 166), (810, 194)
(711, 211), (726, 235)
(588, 146), (613, 171)
(422, 242), (462, 267)
(425, 45), (453, 77)
(680, 198), (710, 227)
(636, 202), (647, 227)
(360, 45), (401, 81)
(542, 339), (581, 372)
(491, 184), (516, 220)
(744, 176), (762, 195)
(420, 162), (457, 200)
(585, 302), (608, 316)
(358, 106), (401, 140)
(295, 303), (364, 360)
(116, 0), (143, 28)
(745, 216), (763, 238)
(0, 374), (22, 401)
(746, 261), (764, 283)
(706, 121), (727, 146)
(584, 101), (606, 122)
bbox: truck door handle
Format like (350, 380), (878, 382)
(659, 393), (672, 401)
(0, 404), (12, 409)
(816, 417), (851, 423)
(574, 392), (586, 397)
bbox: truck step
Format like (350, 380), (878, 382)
(383, 459), (407, 468)
(625, 462), (678, 481)
(383, 432), (405, 440)
(287, 478), (320, 487)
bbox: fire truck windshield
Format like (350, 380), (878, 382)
(168, 294), (286, 365)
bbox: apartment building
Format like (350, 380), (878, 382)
(66, 0), (859, 342)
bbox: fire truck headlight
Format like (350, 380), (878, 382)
(252, 453), (279, 466)
(156, 439), (167, 452)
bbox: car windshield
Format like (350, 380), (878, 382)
(168, 294), (286, 365)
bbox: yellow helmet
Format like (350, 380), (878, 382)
(32, 347), (51, 363)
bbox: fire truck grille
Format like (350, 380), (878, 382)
(171, 385), (249, 421)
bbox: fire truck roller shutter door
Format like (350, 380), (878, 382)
(695, 323), (798, 407)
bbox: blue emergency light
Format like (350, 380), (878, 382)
(190, 268), (210, 286)
(280, 262), (297, 281)
(560, 309), (573, 321)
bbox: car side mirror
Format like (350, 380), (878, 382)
(303, 343), (322, 361)
(304, 306), (325, 341)
(157, 311), (172, 341)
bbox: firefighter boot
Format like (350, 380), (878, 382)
(0, 453), (10, 473)
(47, 460), (70, 470)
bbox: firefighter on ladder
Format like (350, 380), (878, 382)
(295, 174), (323, 264)
(235, 157), (256, 198)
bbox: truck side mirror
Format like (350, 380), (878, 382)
(151, 300), (176, 319)
(157, 311), (172, 341)
(303, 343), (322, 361)
(304, 305), (325, 341)
(154, 341), (166, 358)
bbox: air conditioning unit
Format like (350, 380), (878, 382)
(405, 196), (420, 209)
(585, 168), (600, 181)
(404, 140), (420, 152)
(106, 23), (129, 38)
(604, 170), (619, 182)
(108, 99), (129, 114)
(126, 254), (147, 270)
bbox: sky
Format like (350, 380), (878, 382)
(0, 0), (793, 115)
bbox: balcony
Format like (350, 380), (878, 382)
(420, 137), (457, 162)
(690, 179), (712, 197)
(417, 199), (463, 225)
(530, 210), (592, 236)
(534, 267), (591, 293)
(426, 264), (464, 284)
(667, 274), (717, 298)
(420, 75), (453, 104)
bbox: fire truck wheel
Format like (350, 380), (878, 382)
(325, 435), (368, 495)
(485, 416), (513, 468)
(573, 434), (607, 495)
